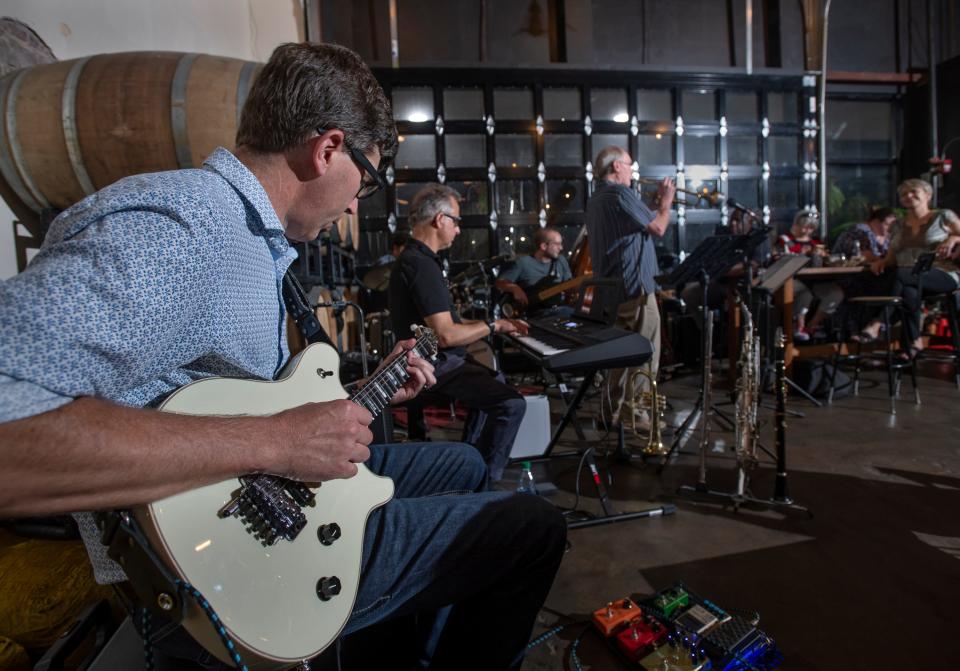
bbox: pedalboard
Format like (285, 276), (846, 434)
(590, 583), (783, 671)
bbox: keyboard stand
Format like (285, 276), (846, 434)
(541, 369), (598, 458)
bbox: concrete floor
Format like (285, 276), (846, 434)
(479, 357), (960, 670)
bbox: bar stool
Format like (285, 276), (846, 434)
(923, 287), (960, 389)
(828, 295), (920, 414)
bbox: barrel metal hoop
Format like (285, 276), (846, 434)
(0, 70), (48, 212)
(171, 53), (199, 170)
(62, 56), (96, 196)
(236, 61), (258, 128)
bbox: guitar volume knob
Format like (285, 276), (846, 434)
(316, 576), (342, 601)
(317, 523), (342, 546)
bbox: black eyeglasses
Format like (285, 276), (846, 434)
(316, 127), (386, 199)
(442, 213), (462, 224)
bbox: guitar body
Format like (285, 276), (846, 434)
(133, 343), (395, 669)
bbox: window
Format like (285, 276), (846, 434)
(543, 88), (581, 120)
(394, 135), (435, 169)
(726, 92), (758, 122)
(591, 88), (628, 122)
(393, 87), (433, 122)
(494, 88), (533, 119)
(446, 135), (486, 167)
(444, 88), (484, 120)
(826, 101), (894, 160)
(682, 90), (715, 121)
(637, 89), (671, 121)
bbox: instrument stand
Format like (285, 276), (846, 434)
(536, 369), (598, 459)
(657, 271), (724, 475)
(753, 288), (821, 409)
(675, 480), (812, 516)
(678, 325), (812, 517)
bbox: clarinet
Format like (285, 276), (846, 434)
(696, 310), (714, 488)
(772, 328), (792, 503)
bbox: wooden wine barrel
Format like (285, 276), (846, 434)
(0, 51), (262, 219)
(335, 212), (361, 250)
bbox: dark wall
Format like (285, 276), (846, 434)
(903, 53), (960, 212)
(320, 0), (960, 72)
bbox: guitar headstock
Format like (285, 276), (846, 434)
(411, 324), (439, 361)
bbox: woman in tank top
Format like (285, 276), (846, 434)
(864, 178), (960, 358)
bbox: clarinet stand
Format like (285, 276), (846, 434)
(677, 328), (811, 516)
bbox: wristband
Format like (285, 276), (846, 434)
(487, 320), (496, 336)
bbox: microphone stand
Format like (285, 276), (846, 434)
(315, 299), (369, 377)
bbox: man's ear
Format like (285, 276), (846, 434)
(311, 129), (347, 178)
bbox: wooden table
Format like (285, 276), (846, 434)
(780, 266), (867, 368)
(723, 265), (869, 374)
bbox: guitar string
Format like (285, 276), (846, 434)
(352, 339), (433, 413)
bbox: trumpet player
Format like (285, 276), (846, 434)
(586, 146), (675, 431)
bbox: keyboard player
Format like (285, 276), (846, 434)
(388, 183), (529, 481)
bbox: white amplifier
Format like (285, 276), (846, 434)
(509, 394), (552, 459)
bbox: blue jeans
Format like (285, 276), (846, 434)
(346, 442), (566, 669)
(151, 442), (566, 671)
(424, 354), (527, 481)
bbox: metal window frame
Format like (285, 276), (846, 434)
(364, 66), (811, 270)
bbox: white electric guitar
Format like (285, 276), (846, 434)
(131, 326), (438, 670)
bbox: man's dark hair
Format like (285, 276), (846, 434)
(868, 206), (895, 222)
(534, 226), (560, 247)
(237, 42), (398, 163)
(390, 231), (410, 249)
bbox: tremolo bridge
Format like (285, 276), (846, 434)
(218, 475), (316, 545)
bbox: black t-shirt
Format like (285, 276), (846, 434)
(388, 238), (466, 357)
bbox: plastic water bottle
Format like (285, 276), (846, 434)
(516, 461), (538, 495)
(852, 239), (861, 259)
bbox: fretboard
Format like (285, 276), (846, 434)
(349, 339), (433, 417)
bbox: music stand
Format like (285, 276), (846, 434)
(656, 236), (756, 472)
(751, 254), (822, 407)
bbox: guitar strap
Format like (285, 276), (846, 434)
(281, 270), (336, 347)
(283, 270), (393, 444)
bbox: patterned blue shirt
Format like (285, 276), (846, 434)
(0, 147), (298, 581)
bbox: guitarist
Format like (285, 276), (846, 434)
(0, 43), (565, 670)
(495, 226), (574, 317)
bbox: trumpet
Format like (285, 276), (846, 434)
(625, 367), (668, 456)
(636, 177), (724, 206)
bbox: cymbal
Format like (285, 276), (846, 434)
(362, 264), (392, 291)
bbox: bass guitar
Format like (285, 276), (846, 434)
(128, 326), (437, 670)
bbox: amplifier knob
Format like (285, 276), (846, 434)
(317, 523), (342, 546)
(316, 576), (342, 601)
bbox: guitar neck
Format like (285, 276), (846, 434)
(536, 272), (592, 301)
(349, 339), (432, 417)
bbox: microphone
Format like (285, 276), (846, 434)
(726, 198), (762, 220)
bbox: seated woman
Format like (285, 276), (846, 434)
(832, 206), (896, 262)
(780, 210), (843, 341)
(833, 207), (899, 341)
(862, 178), (960, 358)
